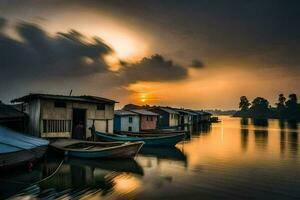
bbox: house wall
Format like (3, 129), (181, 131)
(169, 113), (179, 127)
(113, 116), (121, 131)
(150, 109), (169, 128)
(34, 99), (114, 138)
(199, 115), (211, 122)
(23, 99), (41, 137)
(140, 115), (157, 130)
(121, 115), (140, 132)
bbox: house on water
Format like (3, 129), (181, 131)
(0, 102), (28, 132)
(129, 109), (159, 130)
(176, 109), (194, 126)
(113, 110), (140, 132)
(149, 107), (179, 128)
(195, 111), (212, 123)
(11, 93), (117, 139)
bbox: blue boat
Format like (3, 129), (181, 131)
(95, 131), (185, 147)
(50, 139), (144, 159)
(0, 127), (49, 168)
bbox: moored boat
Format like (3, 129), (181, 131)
(95, 131), (185, 147)
(50, 139), (144, 159)
(0, 127), (49, 169)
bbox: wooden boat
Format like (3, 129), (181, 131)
(50, 139), (144, 158)
(95, 131), (185, 147)
(0, 127), (49, 168)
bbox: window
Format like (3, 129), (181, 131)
(150, 116), (153, 121)
(97, 104), (105, 110)
(129, 116), (133, 123)
(43, 119), (71, 133)
(128, 126), (132, 132)
(54, 101), (66, 108)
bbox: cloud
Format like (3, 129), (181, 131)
(0, 17), (6, 30)
(0, 17), (194, 101)
(190, 59), (205, 68)
(118, 54), (188, 84)
(0, 20), (113, 83)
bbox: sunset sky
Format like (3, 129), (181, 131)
(1, 0), (300, 109)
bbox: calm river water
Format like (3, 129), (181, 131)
(1, 116), (300, 200)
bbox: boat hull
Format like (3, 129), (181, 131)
(95, 131), (185, 147)
(0, 145), (48, 168)
(50, 140), (144, 159)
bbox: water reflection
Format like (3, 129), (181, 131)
(252, 118), (269, 127)
(279, 120), (286, 155)
(139, 146), (187, 168)
(4, 117), (300, 200)
(254, 129), (268, 150)
(287, 120), (298, 156)
(9, 157), (143, 199)
(278, 120), (299, 156)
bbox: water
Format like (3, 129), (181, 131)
(1, 116), (300, 200)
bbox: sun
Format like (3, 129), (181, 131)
(140, 94), (147, 103)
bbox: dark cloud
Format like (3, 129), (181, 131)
(0, 20), (113, 83)
(0, 17), (6, 30)
(118, 54), (188, 84)
(190, 59), (205, 69)
(0, 17), (193, 101)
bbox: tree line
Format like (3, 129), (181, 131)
(234, 94), (300, 120)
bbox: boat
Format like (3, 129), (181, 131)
(95, 131), (185, 147)
(115, 129), (188, 136)
(0, 127), (49, 169)
(50, 139), (144, 158)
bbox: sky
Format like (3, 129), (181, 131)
(0, 0), (300, 109)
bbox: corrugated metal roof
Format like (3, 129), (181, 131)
(185, 109), (201, 115)
(158, 107), (179, 114)
(114, 110), (138, 116)
(11, 93), (117, 104)
(176, 109), (198, 115)
(130, 109), (159, 116)
(194, 110), (212, 115)
(0, 103), (27, 119)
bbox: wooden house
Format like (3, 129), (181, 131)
(11, 93), (117, 139)
(196, 111), (212, 122)
(113, 110), (140, 132)
(129, 109), (159, 130)
(176, 109), (194, 126)
(0, 102), (28, 132)
(149, 107), (179, 128)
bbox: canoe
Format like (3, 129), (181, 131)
(50, 139), (144, 158)
(0, 127), (49, 168)
(95, 131), (185, 147)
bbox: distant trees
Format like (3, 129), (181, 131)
(234, 94), (300, 120)
(239, 96), (250, 111)
(251, 97), (269, 111)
